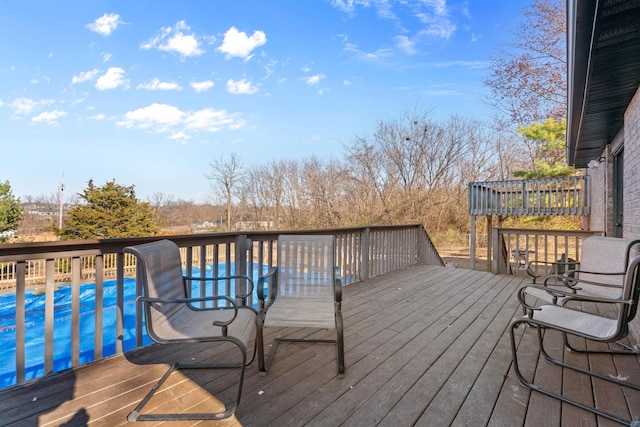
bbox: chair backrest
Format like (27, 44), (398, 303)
(124, 240), (186, 336)
(277, 235), (336, 300)
(576, 236), (640, 298)
(618, 255), (640, 325)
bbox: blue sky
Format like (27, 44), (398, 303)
(1, 0), (528, 203)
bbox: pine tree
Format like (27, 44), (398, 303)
(513, 118), (576, 179)
(59, 180), (160, 240)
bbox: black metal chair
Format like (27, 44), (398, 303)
(124, 239), (256, 421)
(511, 254), (640, 426)
(522, 236), (640, 354)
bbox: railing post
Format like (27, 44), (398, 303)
(361, 228), (370, 282)
(491, 228), (499, 274)
(15, 261), (25, 384)
(470, 215), (477, 271)
(116, 252), (124, 354)
(234, 234), (249, 305)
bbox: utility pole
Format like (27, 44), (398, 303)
(58, 174), (65, 230)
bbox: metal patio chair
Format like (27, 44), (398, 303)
(510, 254), (640, 426)
(522, 236), (640, 354)
(124, 239), (256, 422)
(256, 235), (345, 377)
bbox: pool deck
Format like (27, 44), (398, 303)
(1, 264), (639, 426)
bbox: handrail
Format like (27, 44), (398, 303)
(491, 227), (604, 275)
(468, 176), (590, 216)
(0, 224), (443, 388)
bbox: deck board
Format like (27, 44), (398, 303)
(1, 265), (639, 426)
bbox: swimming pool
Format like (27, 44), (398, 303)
(0, 265), (262, 388)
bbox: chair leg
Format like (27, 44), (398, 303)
(258, 333), (345, 377)
(257, 310), (268, 376)
(336, 310), (345, 378)
(127, 340), (248, 422)
(562, 332), (640, 355)
(510, 319), (640, 426)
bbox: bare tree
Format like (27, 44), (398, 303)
(206, 153), (243, 231)
(485, 0), (566, 125)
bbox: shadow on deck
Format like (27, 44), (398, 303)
(1, 265), (638, 426)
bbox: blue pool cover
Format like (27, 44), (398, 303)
(0, 264), (261, 388)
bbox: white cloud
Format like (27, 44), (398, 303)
(8, 98), (54, 116)
(102, 52), (112, 62)
(262, 59), (278, 79)
(89, 113), (109, 120)
(117, 103), (244, 140)
(343, 40), (392, 62)
(217, 27), (266, 59)
(330, 0), (370, 13)
(226, 78), (259, 95)
(137, 77), (183, 91)
(343, 80), (352, 86)
(31, 110), (67, 125)
(301, 66), (312, 73)
(10, 98), (37, 115)
(141, 21), (205, 57)
(184, 108), (244, 132)
(305, 73), (326, 86)
(190, 80), (215, 93)
(86, 13), (123, 36)
(395, 35), (416, 55)
(95, 67), (128, 90)
(71, 69), (100, 85)
(119, 103), (184, 130)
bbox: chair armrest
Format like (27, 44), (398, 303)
(518, 284), (574, 311)
(334, 266), (342, 303)
(544, 270), (625, 289)
(519, 284), (632, 307)
(524, 259), (580, 283)
(138, 295), (238, 327)
(183, 274), (255, 303)
(257, 267), (278, 308)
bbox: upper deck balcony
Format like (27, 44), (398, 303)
(468, 176), (590, 217)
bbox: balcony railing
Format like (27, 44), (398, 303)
(0, 225), (442, 388)
(468, 176), (590, 216)
(491, 227), (604, 275)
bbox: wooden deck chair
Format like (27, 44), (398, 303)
(256, 235), (345, 377)
(510, 254), (640, 426)
(522, 236), (640, 354)
(124, 240), (256, 421)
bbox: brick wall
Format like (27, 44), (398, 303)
(585, 146), (613, 232)
(623, 86), (640, 340)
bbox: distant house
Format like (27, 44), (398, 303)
(567, 0), (640, 337)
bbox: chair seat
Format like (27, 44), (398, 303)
(264, 296), (335, 329)
(531, 304), (619, 340)
(153, 306), (257, 346)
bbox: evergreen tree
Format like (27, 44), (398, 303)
(0, 181), (23, 241)
(59, 180), (159, 240)
(513, 118), (576, 179)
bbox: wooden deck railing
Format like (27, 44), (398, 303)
(468, 176), (590, 216)
(491, 227), (604, 275)
(0, 225), (442, 388)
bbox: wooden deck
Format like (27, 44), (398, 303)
(1, 265), (639, 426)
